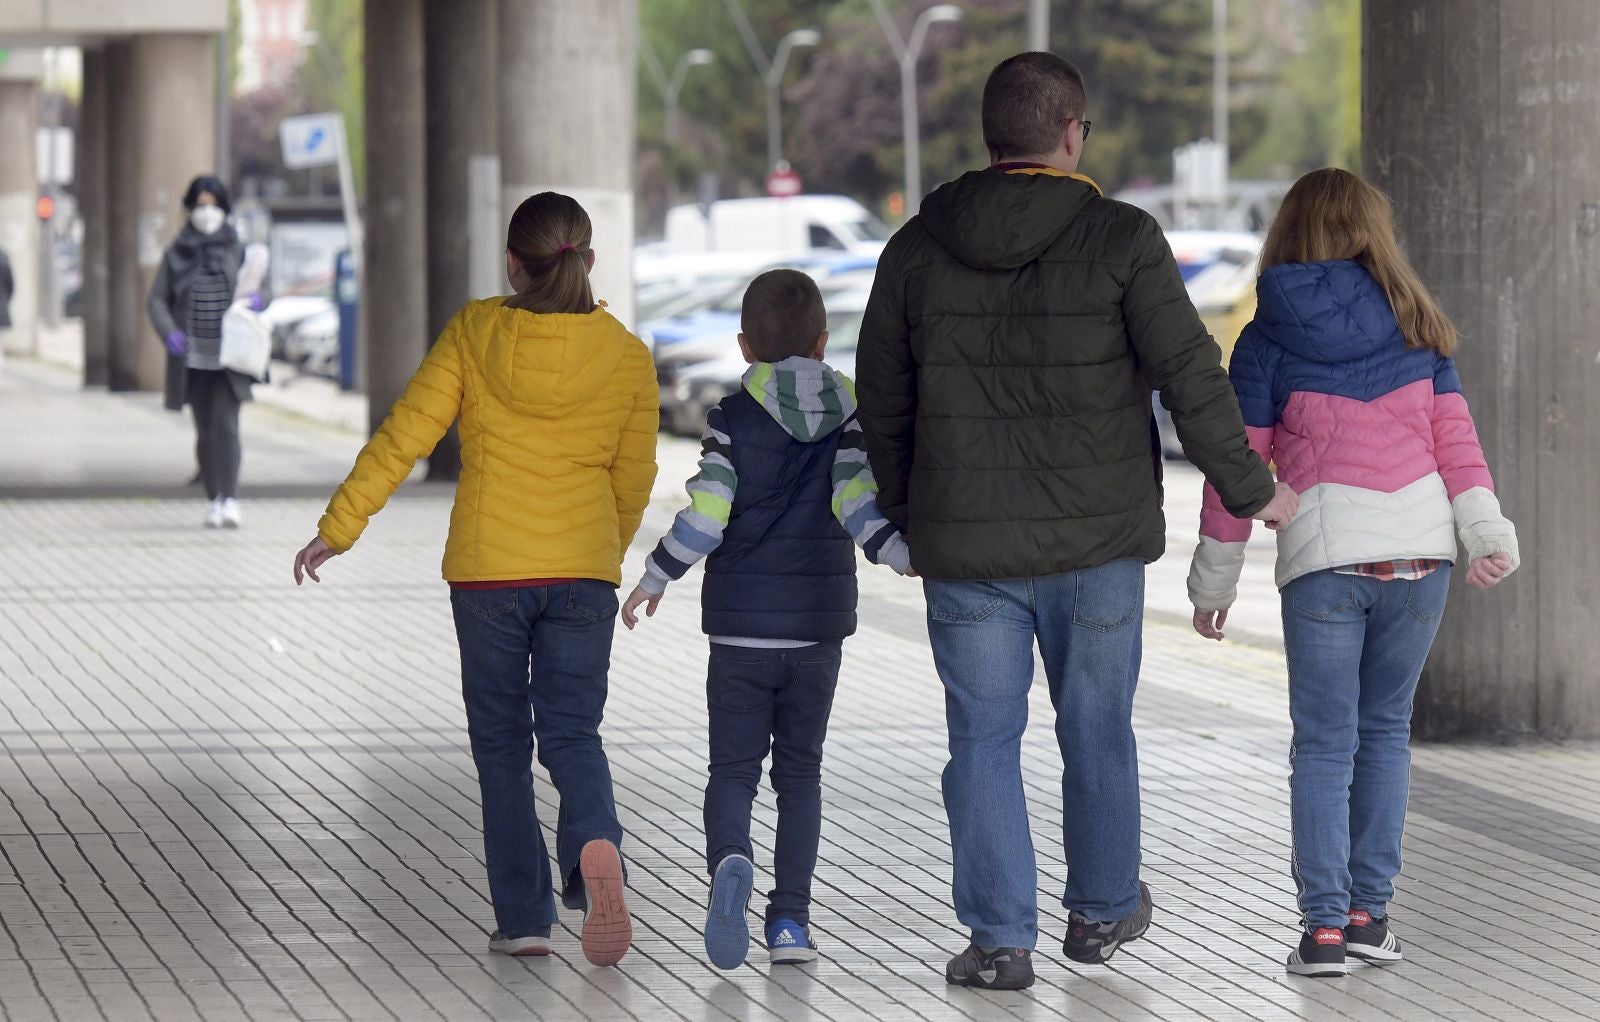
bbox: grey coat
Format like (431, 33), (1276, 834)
(148, 225), (248, 410)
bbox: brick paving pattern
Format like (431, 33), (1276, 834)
(4, 360), (1600, 1020)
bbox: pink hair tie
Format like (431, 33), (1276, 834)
(558, 243), (577, 254)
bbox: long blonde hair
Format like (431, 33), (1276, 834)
(1261, 168), (1457, 355)
(503, 192), (595, 314)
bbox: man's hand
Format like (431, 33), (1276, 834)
(1253, 483), (1299, 531)
(621, 585), (661, 630)
(1465, 552), (1513, 590)
(293, 536), (339, 585)
(1193, 608), (1229, 641)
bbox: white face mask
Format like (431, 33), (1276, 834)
(190, 205), (226, 235)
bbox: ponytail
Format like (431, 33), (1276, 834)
(504, 192), (595, 315)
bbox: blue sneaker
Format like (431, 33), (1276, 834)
(766, 918), (818, 964)
(705, 854), (754, 969)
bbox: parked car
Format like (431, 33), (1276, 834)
(259, 295), (336, 361)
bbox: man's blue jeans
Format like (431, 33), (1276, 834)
(451, 581), (624, 940)
(1282, 567), (1450, 930)
(925, 559), (1146, 950)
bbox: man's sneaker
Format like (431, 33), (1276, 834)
(220, 498), (242, 529)
(488, 930), (551, 957)
(704, 854), (754, 970)
(204, 498), (225, 529)
(1063, 882), (1154, 965)
(766, 918), (818, 965)
(945, 944), (1035, 990)
(1345, 910), (1402, 964)
(1286, 926), (1349, 977)
(577, 839), (631, 967)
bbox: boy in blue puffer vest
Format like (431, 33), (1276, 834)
(622, 268), (913, 970)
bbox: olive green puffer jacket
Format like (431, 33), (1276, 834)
(856, 167), (1275, 581)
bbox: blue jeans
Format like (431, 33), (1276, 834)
(703, 641), (842, 927)
(451, 581), (624, 939)
(925, 559), (1146, 950)
(1281, 567), (1451, 930)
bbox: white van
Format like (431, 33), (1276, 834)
(663, 196), (890, 256)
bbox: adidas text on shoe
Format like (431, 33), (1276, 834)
(766, 918), (818, 965)
(488, 930), (552, 957)
(945, 944), (1035, 990)
(705, 854), (754, 970)
(1286, 926), (1349, 978)
(578, 839), (632, 967)
(1345, 910), (1402, 964)
(1063, 881), (1154, 965)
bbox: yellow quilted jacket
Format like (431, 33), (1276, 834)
(317, 298), (659, 584)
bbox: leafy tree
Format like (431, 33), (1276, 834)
(301, 0), (365, 194)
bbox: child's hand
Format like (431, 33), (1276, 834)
(621, 585), (661, 629)
(293, 536), (339, 585)
(1465, 552), (1513, 590)
(1192, 607), (1228, 641)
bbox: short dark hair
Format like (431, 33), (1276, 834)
(982, 52), (1087, 160)
(183, 174), (232, 213)
(741, 269), (827, 362)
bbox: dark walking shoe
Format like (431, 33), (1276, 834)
(765, 917), (818, 965)
(578, 839), (632, 967)
(705, 854), (754, 969)
(944, 944), (1035, 989)
(488, 929), (552, 957)
(1063, 882), (1153, 965)
(1344, 910), (1402, 964)
(1286, 926), (1349, 977)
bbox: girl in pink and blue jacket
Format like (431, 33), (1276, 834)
(1187, 169), (1519, 979)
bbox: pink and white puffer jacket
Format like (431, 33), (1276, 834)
(1188, 259), (1519, 611)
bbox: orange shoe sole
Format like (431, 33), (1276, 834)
(579, 840), (632, 967)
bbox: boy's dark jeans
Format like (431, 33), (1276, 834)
(703, 641), (843, 927)
(451, 581), (625, 940)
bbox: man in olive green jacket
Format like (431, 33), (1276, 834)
(857, 52), (1297, 991)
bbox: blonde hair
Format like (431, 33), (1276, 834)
(503, 192), (595, 314)
(1261, 168), (1457, 355)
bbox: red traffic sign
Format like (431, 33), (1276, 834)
(766, 165), (802, 198)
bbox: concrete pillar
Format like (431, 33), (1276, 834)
(363, 0), (428, 437)
(0, 79), (40, 358)
(421, 0), (499, 480)
(105, 34), (218, 393)
(80, 48), (111, 387)
(1365, 1), (1600, 739)
(498, 0), (638, 328)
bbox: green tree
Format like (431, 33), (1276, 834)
(1235, 0), (1361, 178)
(301, 0), (365, 195)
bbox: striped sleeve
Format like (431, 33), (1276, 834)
(639, 406), (737, 596)
(832, 417), (912, 574)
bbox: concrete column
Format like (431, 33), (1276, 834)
(1365, 1), (1600, 739)
(105, 34), (218, 392)
(420, 0), (498, 480)
(79, 48), (111, 387)
(0, 79), (40, 358)
(498, 0), (638, 328)
(363, 0), (428, 437)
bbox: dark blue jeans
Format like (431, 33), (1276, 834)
(451, 581), (624, 940)
(1282, 567), (1451, 929)
(703, 641), (843, 927)
(925, 559), (1146, 950)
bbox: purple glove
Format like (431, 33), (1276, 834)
(247, 293), (265, 313)
(165, 330), (187, 356)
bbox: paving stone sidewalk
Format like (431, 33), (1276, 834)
(3, 359), (1599, 1021)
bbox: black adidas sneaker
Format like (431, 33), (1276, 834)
(1345, 910), (1402, 964)
(1286, 926), (1348, 977)
(945, 944), (1035, 990)
(1063, 882), (1154, 965)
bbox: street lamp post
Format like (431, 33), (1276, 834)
(765, 29), (821, 170)
(870, 2), (963, 208)
(664, 48), (715, 144)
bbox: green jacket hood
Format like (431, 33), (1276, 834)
(919, 169), (1101, 271)
(741, 356), (856, 442)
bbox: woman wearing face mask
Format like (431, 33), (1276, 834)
(149, 175), (259, 528)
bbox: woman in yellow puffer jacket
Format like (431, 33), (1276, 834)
(292, 193), (657, 968)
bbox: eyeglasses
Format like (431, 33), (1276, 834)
(1063, 117), (1092, 142)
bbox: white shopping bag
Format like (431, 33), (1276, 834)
(219, 301), (273, 381)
